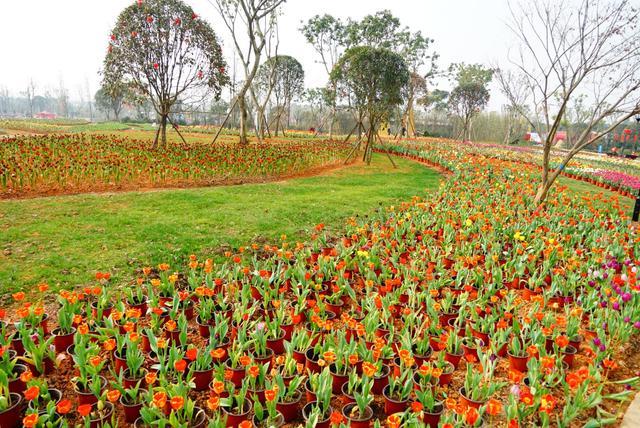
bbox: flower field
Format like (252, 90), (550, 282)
(0, 134), (352, 198)
(456, 141), (640, 197)
(1, 138), (640, 428)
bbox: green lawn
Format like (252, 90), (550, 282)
(0, 154), (440, 295)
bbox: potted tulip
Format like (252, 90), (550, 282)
(220, 382), (252, 427)
(286, 329), (314, 365)
(302, 368), (333, 428)
(71, 339), (106, 405)
(124, 281), (148, 315)
(460, 353), (505, 409)
(274, 372), (305, 422)
(252, 384), (285, 427)
(250, 321), (274, 365)
(0, 372), (23, 428)
(188, 346), (215, 391)
(382, 367), (413, 415)
(111, 374), (146, 423)
(78, 399), (115, 428)
(18, 327), (56, 375)
(414, 387), (444, 427)
(342, 376), (374, 428)
(246, 362), (270, 404)
(52, 295), (78, 353)
(23, 377), (61, 413)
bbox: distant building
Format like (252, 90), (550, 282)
(34, 111), (57, 119)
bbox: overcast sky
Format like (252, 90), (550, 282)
(0, 0), (513, 110)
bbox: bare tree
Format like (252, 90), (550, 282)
(503, 0), (640, 205)
(495, 68), (529, 144)
(22, 79), (37, 118)
(211, 0), (286, 144)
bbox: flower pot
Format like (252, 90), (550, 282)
(0, 393), (22, 428)
(330, 364), (349, 395)
(304, 379), (317, 403)
(91, 302), (113, 320)
(325, 299), (344, 317)
(252, 347), (274, 366)
(413, 345), (432, 367)
(53, 327), (76, 353)
(302, 402), (332, 428)
(276, 390), (302, 422)
(305, 348), (321, 374)
(508, 352), (529, 372)
(459, 387), (485, 409)
(253, 411), (285, 428)
(89, 401), (114, 428)
(74, 376), (106, 406)
(128, 300), (148, 317)
(470, 324), (490, 345)
(192, 367), (214, 391)
(196, 316), (212, 338)
(342, 403), (373, 428)
(281, 323), (295, 341)
(382, 384), (409, 415)
(113, 349), (127, 374)
(292, 348), (307, 365)
(121, 393), (146, 423)
(341, 381), (356, 405)
(461, 339), (484, 362)
(224, 361), (245, 388)
(266, 329), (286, 355)
(437, 362), (455, 386)
(562, 345), (577, 369)
(423, 402), (444, 428)
(444, 351), (463, 369)
(223, 402), (253, 428)
(123, 369), (145, 390)
(8, 364), (28, 394)
(372, 364), (391, 395)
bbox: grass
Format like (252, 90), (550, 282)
(0, 154), (440, 295)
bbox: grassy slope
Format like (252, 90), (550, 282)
(0, 154), (440, 295)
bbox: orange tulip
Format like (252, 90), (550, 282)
(170, 396), (184, 411)
(22, 414), (38, 428)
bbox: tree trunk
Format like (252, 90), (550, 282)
(159, 114), (168, 147)
(328, 106), (336, 139)
(238, 96), (248, 145)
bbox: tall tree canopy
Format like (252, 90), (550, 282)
(447, 63), (493, 141)
(331, 46), (409, 164)
(103, 0), (228, 148)
(256, 55), (304, 135)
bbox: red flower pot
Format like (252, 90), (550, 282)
(225, 361), (245, 388)
(113, 350), (127, 374)
(302, 402), (332, 428)
(382, 384), (410, 415)
(372, 364), (391, 395)
(562, 345), (577, 368)
(341, 382), (356, 405)
(292, 348), (307, 365)
(305, 379), (317, 403)
(325, 299), (344, 317)
(444, 351), (463, 368)
(459, 387), (485, 409)
(53, 328), (76, 353)
(223, 402), (253, 428)
(192, 367), (214, 391)
(276, 390), (302, 422)
(0, 393), (22, 428)
(266, 330), (286, 355)
(342, 403), (373, 428)
(508, 353), (529, 372)
(8, 364), (28, 394)
(121, 395), (145, 423)
(423, 402), (444, 427)
(305, 349), (321, 374)
(330, 364), (349, 394)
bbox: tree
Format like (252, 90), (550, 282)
(447, 63), (493, 141)
(95, 85), (127, 121)
(211, 0), (286, 144)
(502, 0), (640, 205)
(495, 68), (529, 144)
(300, 14), (346, 138)
(331, 46), (410, 164)
(103, 0), (228, 148)
(22, 79), (37, 118)
(257, 55), (304, 135)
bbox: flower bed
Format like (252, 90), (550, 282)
(0, 134), (352, 198)
(1, 138), (639, 427)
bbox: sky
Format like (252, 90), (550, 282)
(0, 0), (513, 110)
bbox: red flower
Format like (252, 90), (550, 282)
(23, 414), (38, 428)
(170, 396), (184, 410)
(174, 359), (187, 372)
(57, 399), (73, 414)
(146, 15), (154, 23)
(24, 386), (39, 401)
(411, 400), (424, 413)
(78, 404), (92, 417)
